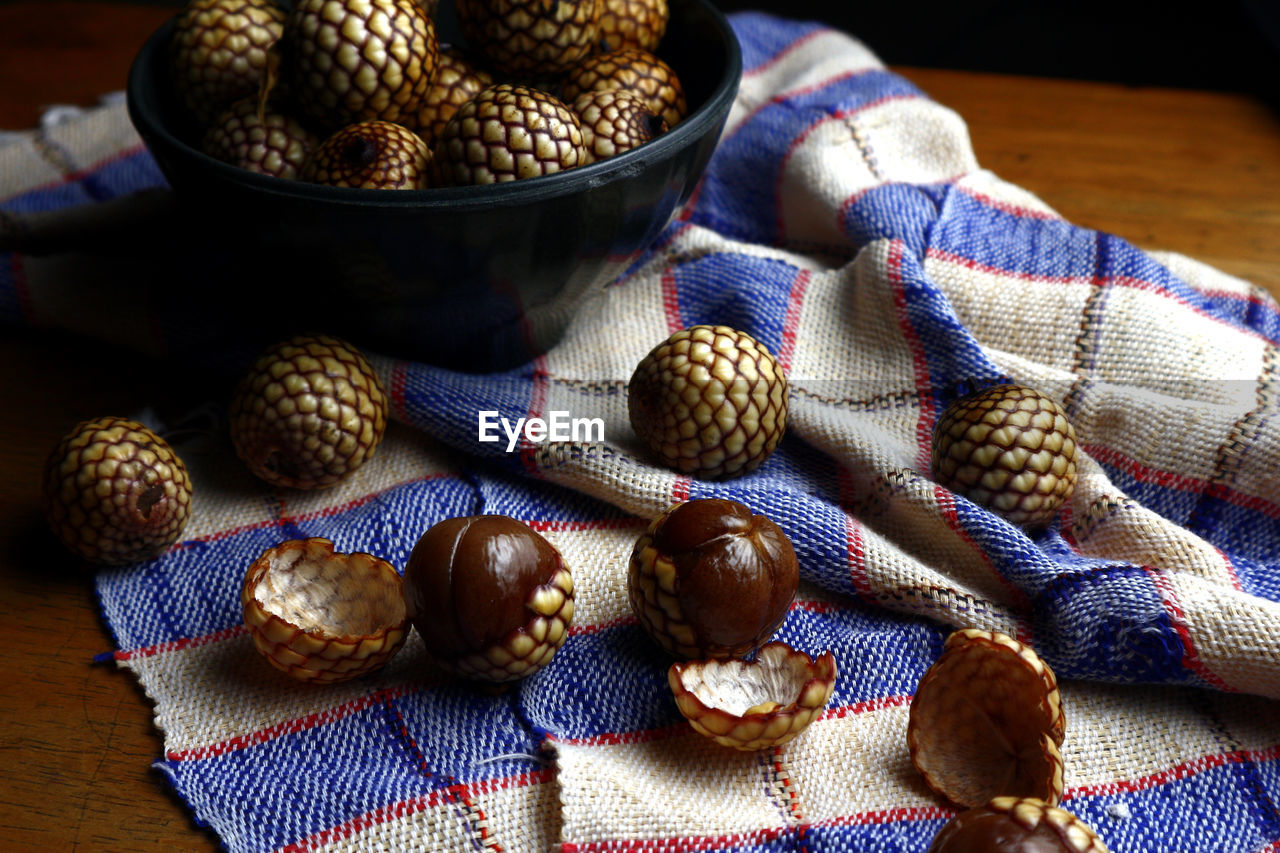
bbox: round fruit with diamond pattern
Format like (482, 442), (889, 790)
(303, 120), (432, 188)
(404, 47), (494, 144)
(572, 89), (668, 163)
(170, 0), (286, 124)
(928, 797), (1109, 853)
(628, 498), (798, 659)
(228, 333), (389, 489)
(931, 383), (1078, 529)
(559, 47), (686, 128)
(403, 515), (575, 682)
(628, 325), (788, 480)
(597, 0), (668, 52)
(432, 83), (586, 185)
(455, 0), (601, 77)
(42, 417), (193, 566)
(203, 96), (317, 179)
(278, 0), (438, 130)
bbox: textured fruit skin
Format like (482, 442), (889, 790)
(229, 333), (389, 489)
(303, 120), (432, 188)
(42, 417), (193, 566)
(403, 515), (575, 682)
(669, 642), (835, 750)
(432, 83), (586, 185)
(928, 797), (1110, 853)
(404, 47), (494, 144)
(628, 498), (798, 659)
(560, 47), (686, 128)
(202, 96), (317, 179)
(281, 0), (438, 129)
(628, 325), (788, 480)
(597, 0), (668, 52)
(170, 0), (286, 124)
(241, 537), (408, 683)
(455, 0), (601, 77)
(572, 89), (668, 164)
(908, 629), (1066, 809)
(931, 383), (1079, 529)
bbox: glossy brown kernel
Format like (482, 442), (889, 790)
(628, 498), (798, 659)
(403, 515), (574, 682)
(928, 797), (1110, 853)
(432, 83), (586, 185)
(229, 333), (389, 490)
(908, 629), (1066, 809)
(932, 383), (1079, 529)
(303, 121), (433, 188)
(203, 97), (317, 179)
(572, 89), (668, 164)
(455, 0), (601, 77)
(42, 417), (193, 566)
(171, 0), (286, 123)
(597, 0), (668, 52)
(628, 325), (788, 480)
(241, 537), (409, 683)
(669, 642), (835, 750)
(560, 47), (686, 128)
(279, 0), (439, 129)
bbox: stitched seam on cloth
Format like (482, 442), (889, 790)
(1142, 566), (1234, 691)
(759, 745), (808, 851)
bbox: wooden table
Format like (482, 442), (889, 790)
(1, 3), (1278, 850)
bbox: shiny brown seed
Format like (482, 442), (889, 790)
(572, 89), (668, 163)
(931, 383), (1079, 529)
(229, 333), (389, 489)
(560, 47), (686, 128)
(279, 0), (439, 130)
(202, 96), (317, 179)
(928, 797), (1110, 853)
(669, 642), (836, 750)
(403, 47), (494, 145)
(597, 0), (668, 52)
(302, 120), (432, 188)
(432, 83), (586, 186)
(908, 629), (1066, 809)
(170, 0), (286, 124)
(628, 325), (788, 480)
(42, 417), (193, 566)
(455, 0), (601, 77)
(628, 498), (798, 659)
(241, 537), (409, 683)
(402, 515), (574, 682)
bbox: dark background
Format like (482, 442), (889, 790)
(710, 0), (1280, 107)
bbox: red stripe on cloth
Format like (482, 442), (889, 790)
(274, 769), (552, 853)
(1142, 566), (1236, 692)
(519, 356), (551, 478)
(775, 268), (810, 374)
(926, 248), (1275, 345)
(112, 624), (246, 661)
(1214, 545), (1245, 592)
(1064, 742), (1280, 800)
(671, 475), (691, 504)
(661, 262), (682, 332)
(389, 360), (409, 420)
(525, 517), (645, 533)
(165, 685), (418, 762)
(955, 186), (1060, 221)
(11, 251), (34, 321)
(742, 28), (829, 80)
(13, 142), (150, 198)
(887, 239), (936, 472)
(774, 92), (920, 246)
(933, 487), (1035, 645)
(1085, 442), (1280, 522)
(842, 513), (874, 602)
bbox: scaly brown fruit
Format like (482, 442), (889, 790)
(170, 0), (286, 124)
(572, 89), (668, 163)
(202, 96), (317, 179)
(303, 120), (432, 188)
(454, 0), (601, 77)
(560, 47), (686, 128)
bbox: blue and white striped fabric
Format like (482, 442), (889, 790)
(5, 13), (1280, 853)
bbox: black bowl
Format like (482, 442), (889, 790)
(126, 0), (741, 371)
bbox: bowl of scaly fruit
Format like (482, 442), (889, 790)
(126, 0), (741, 370)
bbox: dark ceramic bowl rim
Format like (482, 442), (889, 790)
(126, 0), (742, 212)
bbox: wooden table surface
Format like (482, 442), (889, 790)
(1, 3), (1278, 850)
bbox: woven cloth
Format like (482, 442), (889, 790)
(5, 13), (1280, 852)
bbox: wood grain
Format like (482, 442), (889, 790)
(0, 3), (1277, 850)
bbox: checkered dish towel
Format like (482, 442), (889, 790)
(5, 13), (1280, 853)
